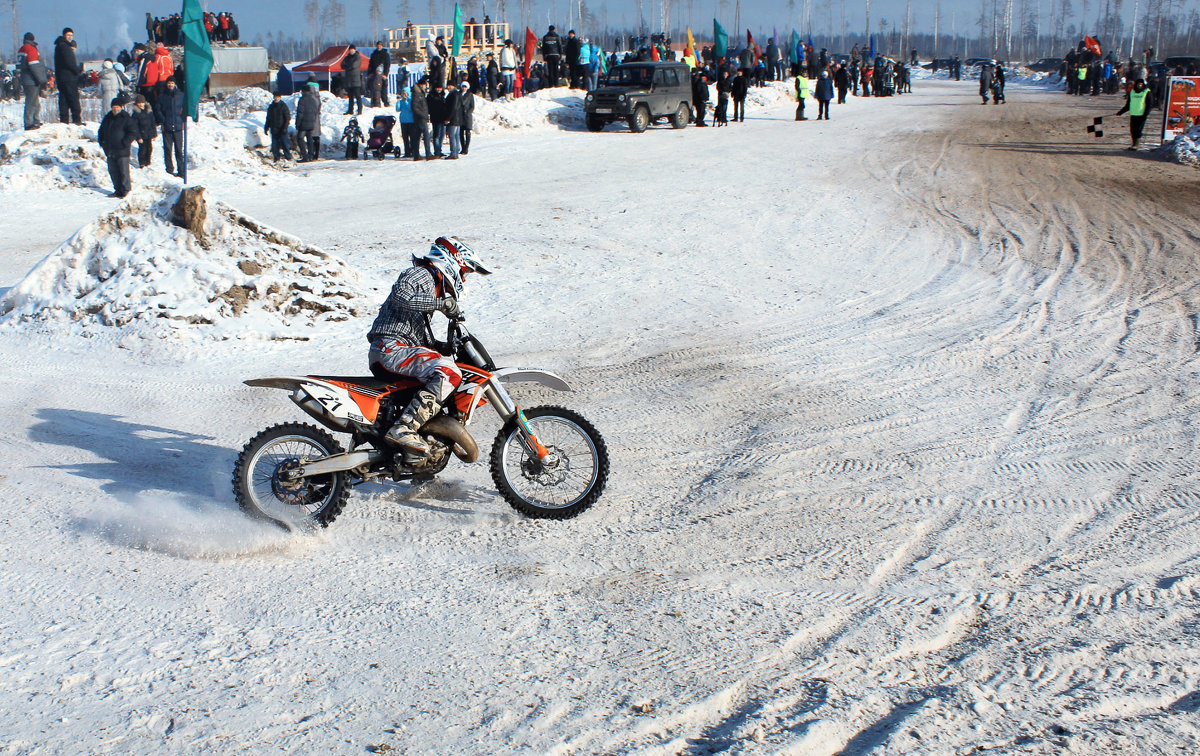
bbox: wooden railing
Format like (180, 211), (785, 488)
(386, 23), (512, 60)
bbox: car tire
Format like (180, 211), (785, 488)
(670, 102), (690, 128)
(628, 105), (650, 133)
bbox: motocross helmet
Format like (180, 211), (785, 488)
(413, 237), (491, 298)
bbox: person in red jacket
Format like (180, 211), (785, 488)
(153, 44), (174, 98)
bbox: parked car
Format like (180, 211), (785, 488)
(1028, 57), (1064, 73)
(585, 62), (692, 133)
(1163, 55), (1200, 75)
(923, 57), (956, 71)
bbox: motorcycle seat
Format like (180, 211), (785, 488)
(308, 374), (407, 390)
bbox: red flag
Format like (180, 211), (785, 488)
(524, 26), (537, 80)
(1084, 35), (1102, 56)
(651, 44), (660, 61)
(747, 30), (760, 64)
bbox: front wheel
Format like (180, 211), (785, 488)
(628, 105), (650, 133)
(233, 422), (350, 529)
(489, 407), (609, 519)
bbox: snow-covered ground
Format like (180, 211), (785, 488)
(2, 79), (1200, 753)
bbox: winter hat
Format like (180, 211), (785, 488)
(111, 96), (126, 108)
(23, 32), (35, 42)
(460, 80), (470, 88)
(63, 27), (73, 35)
(135, 94), (148, 104)
(102, 59), (114, 69)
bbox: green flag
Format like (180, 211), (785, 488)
(713, 20), (728, 59)
(452, 2), (465, 57)
(181, 0), (213, 120)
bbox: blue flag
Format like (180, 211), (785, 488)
(869, 35), (875, 60)
(713, 20), (728, 59)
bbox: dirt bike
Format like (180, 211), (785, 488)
(233, 319), (609, 528)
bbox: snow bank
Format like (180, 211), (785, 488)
(1161, 125), (1200, 167)
(0, 124), (107, 192)
(473, 87), (585, 131)
(0, 185), (367, 341)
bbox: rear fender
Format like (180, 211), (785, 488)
(245, 377), (366, 431)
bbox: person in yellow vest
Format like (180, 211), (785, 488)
(795, 68), (811, 121)
(1116, 77), (1154, 151)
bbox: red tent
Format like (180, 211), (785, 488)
(293, 45), (370, 75)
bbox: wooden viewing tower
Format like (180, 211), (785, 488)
(385, 22), (512, 62)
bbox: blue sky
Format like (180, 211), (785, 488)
(7, 0), (1191, 56)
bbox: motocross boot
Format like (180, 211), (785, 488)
(386, 389), (441, 462)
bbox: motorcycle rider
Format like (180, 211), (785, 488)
(368, 237), (491, 461)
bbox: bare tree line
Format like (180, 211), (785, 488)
(230, 0), (1199, 65)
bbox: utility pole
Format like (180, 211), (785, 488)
(8, 0), (18, 63)
(935, 0), (941, 56)
(865, 0), (871, 39)
(1128, 0), (1137, 59)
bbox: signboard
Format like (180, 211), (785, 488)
(1162, 76), (1200, 141)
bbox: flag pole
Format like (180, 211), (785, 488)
(182, 111), (188, 185)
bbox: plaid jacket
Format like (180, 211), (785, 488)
(367, 265), (441, 347)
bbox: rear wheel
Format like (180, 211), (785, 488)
(670, 102), (690, 128)
(489, 407), (609, 519)
(233, 422), (349, 529)
(586, 114), (606, 132)
(628, 105), (650, 133)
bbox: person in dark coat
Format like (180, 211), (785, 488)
(98, 96), (134, 197)
(485, 53), (500, 99)
(155, 77), (186, 174)
(691, 70), (709, 126)
(564, 30), (582, 88)
(731, 71), (748, 122)
(54, 29), (83, 124)
(368, 41), (391, 106)
(427, 81), (447, 157)
(978, 62), (993, 104)
(834, 63), (850, 104)
(714, 69), (731, 126)
(130, 94), (157, 168)
(264, 90), (292, 161)
(295, 80), (323, 161)
(342, 44), (364, 114)
(541, 26), (563, 85)
(814, 70), (834, 119)
(443, 84), (462, 158)
(456, 80), (475, 155)
(410, 77), (432, 159)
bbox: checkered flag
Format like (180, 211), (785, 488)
(1086, 117), (1104, 138)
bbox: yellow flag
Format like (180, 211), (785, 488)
(685, 27), (697, 68)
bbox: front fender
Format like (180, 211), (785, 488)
(493, 367), (571, 392)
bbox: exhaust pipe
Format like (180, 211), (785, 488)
(425, 416), (480, 463)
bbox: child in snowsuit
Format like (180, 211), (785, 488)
(341, 117), (364, 159)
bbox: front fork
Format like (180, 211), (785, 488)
(482, 379), (556, 466)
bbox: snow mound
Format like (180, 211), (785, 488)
(473, 87), (586, 131)
(1161, 125), (1200, 167)
(746, 81), (794, 106)
(0, 185), (366, 341)
(216, 86), (276, 119)
(0, 124), (107, 192)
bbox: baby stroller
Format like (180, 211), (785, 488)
(368, 115), (397, 159)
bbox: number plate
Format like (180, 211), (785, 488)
(593, 108), (613, 114)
